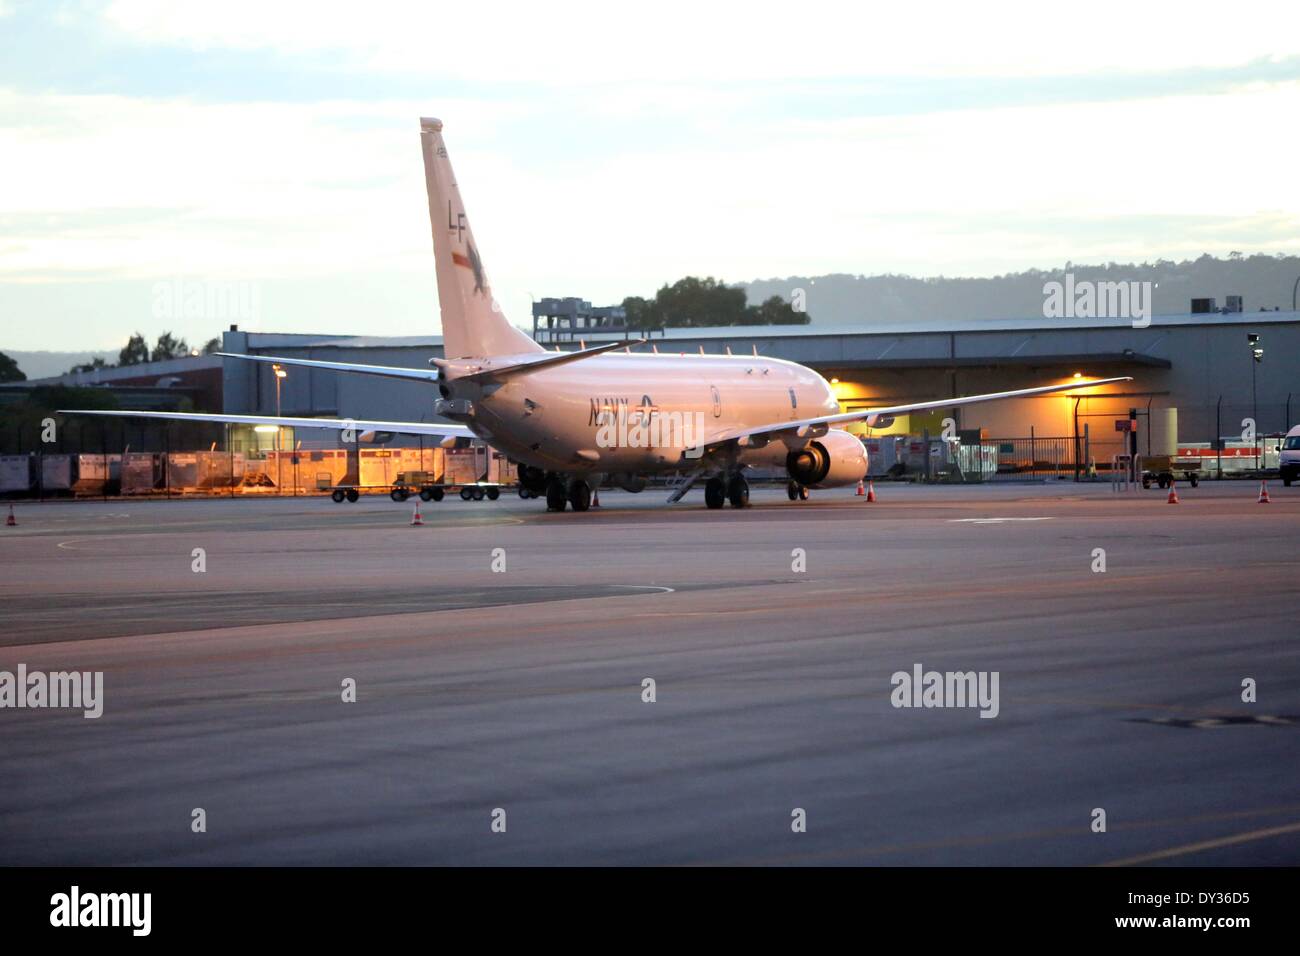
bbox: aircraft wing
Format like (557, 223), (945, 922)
(216, 353), (440, 383)
(701, 376), (1133, 448)
(58, 408), (474, 440)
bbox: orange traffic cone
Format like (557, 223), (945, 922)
(856, 479), (865, 496)
(5, 505), (15, 527)
(1258, 481), (1271, 504)
(411, 502), (424, 526)
(1166, 481), (1179, 504)
(866, 481), (877, 503)
(591, 487), (601, 508)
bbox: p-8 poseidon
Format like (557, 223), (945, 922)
(66, 118), (1129, 512)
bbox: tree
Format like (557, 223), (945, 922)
(0, 351), (25, 383)
(750, 294), (810, 326)
(656, 276), (749, 328)
(201, 337), (221, 354)
(68, 357), (110, 374)
(119, 333), (150, 366)
(150, 331), (190, 362)
(621, 296), (654, 331)
(623, 277), (810, 329)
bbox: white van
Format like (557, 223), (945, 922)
(1281, 425), (1300, 486)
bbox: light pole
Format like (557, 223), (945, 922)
(273, 364), (287, 492)
(1247, 334), (1263, 469)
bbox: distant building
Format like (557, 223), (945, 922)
(0, 352), (223, 412)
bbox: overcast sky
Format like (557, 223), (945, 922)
(2, 0), (1299, 352)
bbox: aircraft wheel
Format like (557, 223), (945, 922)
(546, 480), (568, 512)
(704, 476), (726, 509)
(460, 487), (473, 501)
(486, 487), (500, 501)
(518, 486), (531, 499)
(331, 490), (345, 503)
(786, 481), (800, 501)
(431, 487), (445, 502)
(798, 486), (810, 501)
(569, 480), (591, 512)
(727, 475), (749, 508)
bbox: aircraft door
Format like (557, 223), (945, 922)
(710, 385), (721, 418)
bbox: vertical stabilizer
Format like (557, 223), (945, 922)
(420, 118), (542, 359)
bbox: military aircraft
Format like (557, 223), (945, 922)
(65, 118), (1129, 512)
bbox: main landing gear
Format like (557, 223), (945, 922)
(787, 480), (810, 501)
(545, 477), (593, 512)
(705, 475), (750, 509)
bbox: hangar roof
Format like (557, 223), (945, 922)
(240, 308), (1299, 351)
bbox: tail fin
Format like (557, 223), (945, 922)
(421, 118), (542, 359)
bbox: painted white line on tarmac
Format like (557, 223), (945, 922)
(948, 517), (1055, 524)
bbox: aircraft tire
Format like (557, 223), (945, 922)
(569, 480), (591, 512)
(704, 477), (726, 509)
(727, 476), (749, 508)
(546, 480), (568, 512)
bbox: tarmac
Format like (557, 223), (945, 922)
(1, 479), (1298, 865)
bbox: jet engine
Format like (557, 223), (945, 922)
(785, 429), (868, 488)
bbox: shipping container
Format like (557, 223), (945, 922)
(0, 455), (34, 494)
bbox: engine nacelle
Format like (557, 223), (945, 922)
(785, 430), (868, 489)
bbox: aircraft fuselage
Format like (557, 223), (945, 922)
(453, 350), (840, 475)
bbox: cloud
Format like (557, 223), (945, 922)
(3, 2), (1299, 349)
(99, 0), (1300, 83)
(3, 76), (1299, 290)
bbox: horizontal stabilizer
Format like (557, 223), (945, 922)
(58, 408), (473, 440)
(441, 340), (645, 383)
